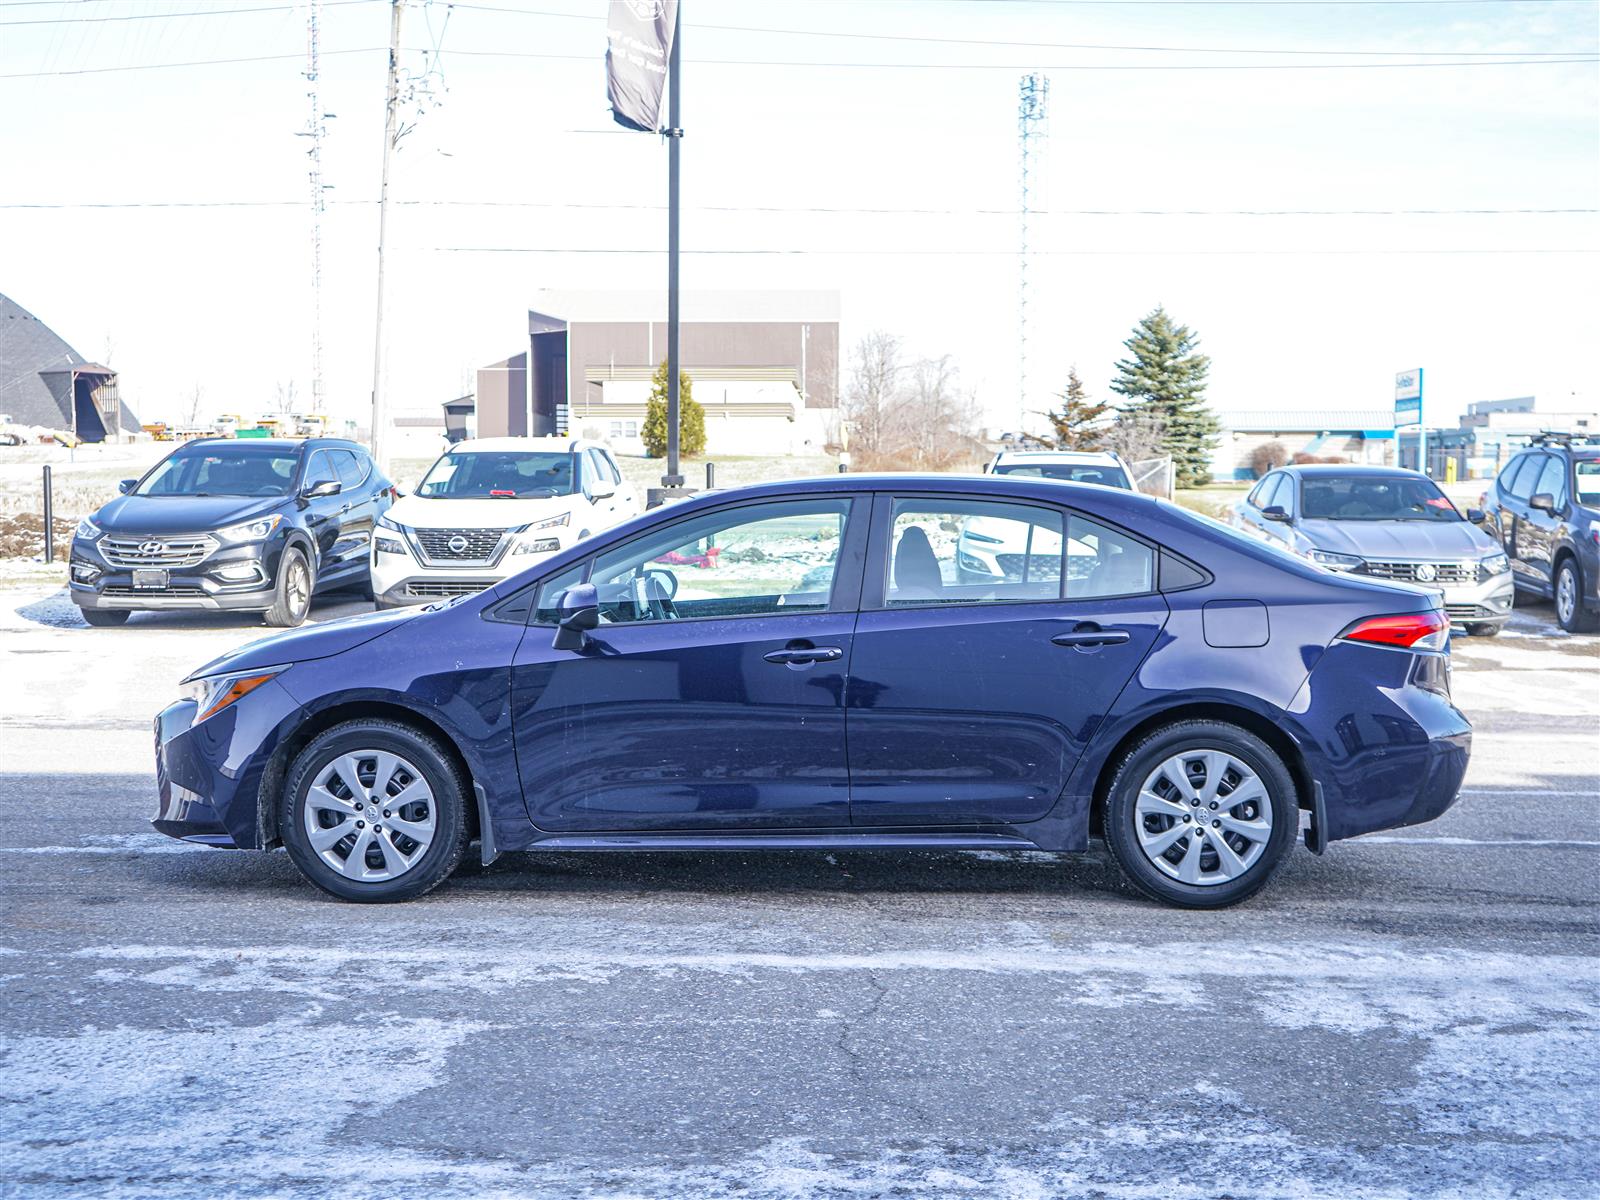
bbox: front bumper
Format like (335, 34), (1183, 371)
(71, 536), (282, 612)
(370, 542), (559, 606)
(152, 676), (304, 848)
(1437, 570), (1515, 627)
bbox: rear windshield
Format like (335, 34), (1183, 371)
(993, 462), (1132, 489)
(1576, 460), (1600, 506)
(137, 447), (300, 497)
(417, 451), (575, 499)
(1301, 475), (1462, 522)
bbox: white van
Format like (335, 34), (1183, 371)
(371, 437), (639, 607)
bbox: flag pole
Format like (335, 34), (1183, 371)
(662, 3), (684, 490)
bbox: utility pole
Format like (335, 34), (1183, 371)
(370, 0), (404, 472)
(662, 4), (684, 489)
(300, 0), (328, 414)
(1017, 73), (1050, 440)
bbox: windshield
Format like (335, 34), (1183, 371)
(136, 447), (300, 497)
(994, 462), (1131, 489)
(416, 451), (575, 499)
(1576, 460), (1600, 506)
(1301, 475), (1463, 522)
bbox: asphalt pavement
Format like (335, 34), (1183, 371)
(1, 589), (1596, 1199)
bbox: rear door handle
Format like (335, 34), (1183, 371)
(764, 646), (844, 665)
(1051, 627), (1131, 648)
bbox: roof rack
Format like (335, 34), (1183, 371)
(1528, 430), (1600, 448)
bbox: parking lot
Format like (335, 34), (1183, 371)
(1, 584), (1596, 1199)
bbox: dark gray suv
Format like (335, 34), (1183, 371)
(1480, 435), (1600, 632)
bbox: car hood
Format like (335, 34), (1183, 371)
(183, 605), (419, 681)
(93, 494), (285, 535)
(1296, 518), (1497, 559)
(386, 493), (578, 530)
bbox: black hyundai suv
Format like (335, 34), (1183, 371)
(70, 438), (395, 628)
(1480, 434), (1600, 633)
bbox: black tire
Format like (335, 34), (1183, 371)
(80, 607), (130, 627)
(279, 720), (471, 902)
(1464, 622), (1502, 638)
(264, 546), (313, 627)
(1102, 720), (1298, 909)
(1555, 558), (1598, 633)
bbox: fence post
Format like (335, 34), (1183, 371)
(42, 465), (54, 563)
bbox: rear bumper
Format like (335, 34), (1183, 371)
(152, 677), (304, 849)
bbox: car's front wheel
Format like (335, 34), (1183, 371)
(265, 546), (312, 627)
(1103, 720), (1297, 909)
(1464, 622), (1502, 638)
(1555, 558), (1598, 633)
(281, 721), (471, 902)
(80, 608), (130, 627)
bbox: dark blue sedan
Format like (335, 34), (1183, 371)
(152, 474), (1471, 908)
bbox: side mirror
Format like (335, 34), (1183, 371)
(1466, 507), (1487, 524)
(1529, 492), (1556, 514)
(551, 583), (600, 651)
(1262, 505), (1292, 523)
(300, 479), (341, 503)
(117, 478), (137, 494)
(584, 482), (615, 502)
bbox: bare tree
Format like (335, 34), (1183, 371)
(844, 332), (904, 460)
(896, 355), (981, 471)
(1102, 412), (1169, 464)
(273, 380), (299, 418)
(182, 384), (205, 428)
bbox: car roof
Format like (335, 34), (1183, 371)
(994, 449), (1121, 463)
(673, 473), (1161, 518)
(452, 436), (607, 454)
(1278, 464), (1426, 479)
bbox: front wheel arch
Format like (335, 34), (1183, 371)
(257, 699), (480, 851)
(1088, 701), (1313, 839)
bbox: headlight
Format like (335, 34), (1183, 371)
(374, 535), (407, 556)
(377, 514), (407, 534)
(217, 514), (283, 544)
(179, 666), (286, 722)
(524, 512), (570, 531)
(1308, 549), (1364, 572)
(1480, 552), (1510, 577)
(512, 537), (561, 557)
(75, 516), (102, 541)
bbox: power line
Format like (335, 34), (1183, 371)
(0, 46), (380, 79)
(0, 1), (375, 28)
(2, 199), (1593, 216)
(430, 245), (1598, 255)
(446, 2), (1594, 58)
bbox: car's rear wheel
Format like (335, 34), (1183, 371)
(265, 547), (312, 627)
(80, 608), (130, 627)
(1103, 721), (1297, 909)
(1555, 558), (1597, 633)
(280, 721), (470, 902)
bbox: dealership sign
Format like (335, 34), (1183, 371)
(605, 0), (679, 132)
(1395, 368), (1423, 427)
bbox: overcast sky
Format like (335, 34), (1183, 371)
(3, 0), (1596, 434)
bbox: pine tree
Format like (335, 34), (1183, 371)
(641, 360), (706, 458)
(1109, 306), (1220, 486)
(1042, 366), (1109, 450)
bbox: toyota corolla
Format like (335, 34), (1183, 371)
(152, 474), (1471, 908)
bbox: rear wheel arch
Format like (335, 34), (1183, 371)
(1088, 702), (1312, 838)
(257, 699), (479, 849)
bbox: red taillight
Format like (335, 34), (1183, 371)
(1340, 610), (1449, 650)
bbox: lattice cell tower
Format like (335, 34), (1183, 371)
(1017, 73), (1051, 436)
(298, 0), (332, 411)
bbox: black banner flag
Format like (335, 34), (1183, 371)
(605, 0), (678, 132)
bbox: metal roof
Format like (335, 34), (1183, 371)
(1218, 409), (1395, 432)
(0, 293), (137, 431)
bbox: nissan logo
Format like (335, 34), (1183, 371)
(447, 535), (470, 554)
(139, 540), (166, 555)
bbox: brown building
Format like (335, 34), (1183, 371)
(466, 290), (841, 455)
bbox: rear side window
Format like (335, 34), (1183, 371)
(887, 499), (1063, 606)
(1068, 514), (1155, 598)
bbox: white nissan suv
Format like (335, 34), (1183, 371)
(371, 437), (639, 608)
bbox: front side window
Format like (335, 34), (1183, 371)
(1503, 454), (1540, 501)
(136, 446), (301, 498)
(1530, 455), (1568, 504)
(531, 562), (587, 625)
(303, 450), (339, 489)
(887, 499), (1063, 606)
(417, 451), (575, 499)
(1300, 475), (1463, 522)
(589, 498), (852, 623)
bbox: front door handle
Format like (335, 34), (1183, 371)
(763, 645), (844, 665)
(1051, 626), (1131, 648)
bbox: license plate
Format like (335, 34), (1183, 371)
(132, 568), (170, 590)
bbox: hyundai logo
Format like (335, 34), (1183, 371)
(139, 540), (166, 555)
(447, 535), (470, 554)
